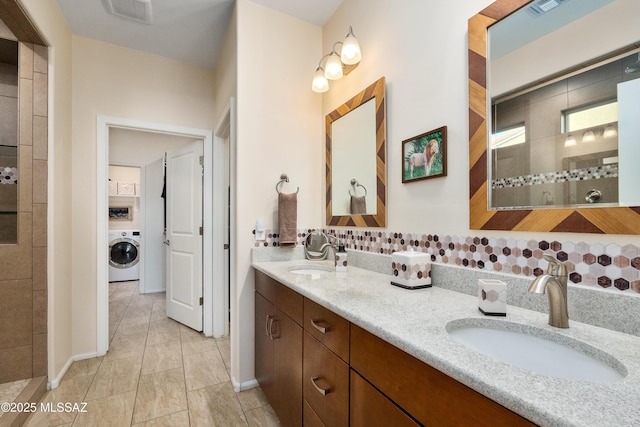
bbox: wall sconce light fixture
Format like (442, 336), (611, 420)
(312, 26), (362, 93)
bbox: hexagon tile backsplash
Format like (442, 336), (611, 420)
(255, 229), (640, 293)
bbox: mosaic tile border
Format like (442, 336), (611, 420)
(1, 166), (18, 184)
(491, 164), (618, 190)
(255, 228), (640, 293)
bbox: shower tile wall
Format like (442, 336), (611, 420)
(0, 41), (48, 383)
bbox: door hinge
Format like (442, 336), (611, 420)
(199, 226), (203, 235)
(199, 155), (204, 165)
(224, 243), (230, 250)
(199, 297), (203, 306)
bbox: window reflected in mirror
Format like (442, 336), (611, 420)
(490, 50), (640, 210)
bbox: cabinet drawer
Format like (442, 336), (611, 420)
(303, 332), (349, 427)
(350, 324), (536, 427)
(303, 399), (325, 427)
(255, 270), (303, 325)
(350, 370), (419, 427)
(304, 298), (350, 362)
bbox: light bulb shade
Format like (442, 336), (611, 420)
(564, 135), (576, 147)
(603, 125), (618, 138)
(312, 68), (329, 93)
(340, 30), (361, 65)
(324, 53), (343, 80)
(582, 130), (596, 143)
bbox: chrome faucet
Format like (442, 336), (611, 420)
(528, 255), (569, 328)
(319, 235), (339, 259)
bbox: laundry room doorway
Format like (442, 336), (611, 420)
(97, 115), (229, 356)
(109, 131), (196, 295)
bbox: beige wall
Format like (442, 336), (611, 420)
(71, 36), (216, 356)
(214, 5), (237, 123)
(18, 0), (73, 384)
(233, 0), (322, 385)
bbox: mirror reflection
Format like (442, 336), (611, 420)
(331, 98), (376, 216)
(488, 0), (640, 210)
(0, 38), (18, 244)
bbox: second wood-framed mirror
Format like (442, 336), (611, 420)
(468, 0), (640, 234)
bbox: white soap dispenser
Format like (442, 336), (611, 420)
(335, 242), (348, 273)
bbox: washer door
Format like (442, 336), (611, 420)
(109, 238), (140, 268)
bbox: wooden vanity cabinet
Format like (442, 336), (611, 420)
(254, 270), (537, 427)
(254, 271), (303, 427)
(350, 324), (537, 427)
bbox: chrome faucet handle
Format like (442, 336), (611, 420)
(543, 255), (567, 277)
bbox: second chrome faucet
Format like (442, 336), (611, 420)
(528, 255), (569, 328)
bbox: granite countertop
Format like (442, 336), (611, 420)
(252, 259), (640, 427)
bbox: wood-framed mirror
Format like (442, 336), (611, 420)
(468, 0), (640, 234)
(326, 77), (386, 227)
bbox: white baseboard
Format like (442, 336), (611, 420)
(48, 352), (99, 389)
(231, 376), (258, 393)
(141, 288), (165, 294)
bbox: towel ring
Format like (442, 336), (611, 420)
(276, 173), (299, 194)
(349, 179), (367, 197)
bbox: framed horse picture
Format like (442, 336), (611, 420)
(402, 126), (447, 183)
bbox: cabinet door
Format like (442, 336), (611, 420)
(350, 370), (419, 427)
(303, 332), (349, 427)
(255, 292), (274, 402)
(272, 306), (303, 427)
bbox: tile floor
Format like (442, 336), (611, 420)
(0, 379), (30, 407)
(24, 281), (281, 427)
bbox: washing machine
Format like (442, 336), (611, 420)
(109, 230), (141, 282)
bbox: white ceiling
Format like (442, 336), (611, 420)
(54, 0), (343, 69)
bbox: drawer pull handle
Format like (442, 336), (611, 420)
(268, 317), (276, 340)
(310, 319), (327, 334)
(310, 376), (329, 396)
(265, 315), (271, 338)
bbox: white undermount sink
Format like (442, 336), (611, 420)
(446, 318), (626, 383)
(288, 266), (332, 276)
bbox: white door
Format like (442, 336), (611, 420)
(166, 140), (204, 331)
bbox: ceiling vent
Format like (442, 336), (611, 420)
(527, 0), (568, 16)
(104, 0), (153, 24)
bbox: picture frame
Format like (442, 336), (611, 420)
(108, 206), (132, 221)
(402, 126), (447, 183)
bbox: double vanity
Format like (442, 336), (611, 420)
(252, 250), (640, 426)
